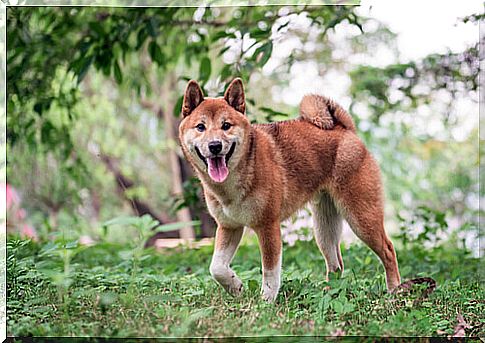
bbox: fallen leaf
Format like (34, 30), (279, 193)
(331, 328), (346, 336)
(451, 314), (471, 338)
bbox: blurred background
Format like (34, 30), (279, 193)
(3, 2), (482, 255)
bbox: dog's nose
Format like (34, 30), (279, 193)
(208, 141), (223, 155)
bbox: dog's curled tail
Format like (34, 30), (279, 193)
(299, 94), (356, 133)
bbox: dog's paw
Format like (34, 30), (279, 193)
(261, 282), (279, 302)
(261, 272), (280, 302)
(262, 289), (278, 302)
(226, 277), (244, 297)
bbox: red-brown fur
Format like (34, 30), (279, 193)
(179, 78), (401, 301)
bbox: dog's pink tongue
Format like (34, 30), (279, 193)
(208, 157), (229, 183)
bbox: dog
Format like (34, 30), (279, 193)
(178, 78), (401, 302)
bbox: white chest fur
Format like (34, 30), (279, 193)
(207, 194), (263, 229)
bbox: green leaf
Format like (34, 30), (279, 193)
(113, 60), (123, 84)
(332, 300), (344, 314)
(259, 106), (289, 121)
(40, 121), (55, 145)
(259, 106), (288, 117)
(118, 250), (134, 260)
(254, 41), (273, 67)
(75, 55), (94, 84)
(147, 17), (159, 37)
(78, 40), (93, 55)
(173, 95), (184, 118)
(64, 240), (79, 249)
(248, 279), (259, 292)
(321, 294), (331, 311)
(211, 30), (229, 42)
(250, 27), (269, 39)
(220, 64), (232, 82)
(153, 221), (201, 233)
(343, 302), (355, 313)
(102, 216), (143, 228)
(33, 98), (53, 116)
(148, 41), (164, 66)
(88, 22), (105, 38)
(199, 56), (211, 83)
(136, 28), (148, 49)
(217, 45), (231, 57)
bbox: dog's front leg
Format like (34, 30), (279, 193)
(255, 223), (282, 302)
(210, 226), (244, 296)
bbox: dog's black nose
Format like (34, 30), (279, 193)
(208, 141), (223, 155)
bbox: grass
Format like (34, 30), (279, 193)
(6, 233), (485, 338)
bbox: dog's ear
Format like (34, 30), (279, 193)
(182, 80), (204, 117)
(224, 78), (245, 114)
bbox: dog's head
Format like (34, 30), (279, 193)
(179, 78), (251, 183)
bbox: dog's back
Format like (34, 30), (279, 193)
(254, 119), (340, 186)
(254, 115), (366, 221)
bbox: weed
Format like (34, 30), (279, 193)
(6, 231), (484, 338)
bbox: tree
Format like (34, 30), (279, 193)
(7, 6), (363, 240)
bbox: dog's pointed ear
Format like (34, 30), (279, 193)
(182, 80), (204, 117)
(224, 78), (245, 114)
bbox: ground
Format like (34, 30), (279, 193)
(6, 235), (485, 338)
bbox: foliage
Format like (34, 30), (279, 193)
(396, 206), (449, 248)
(373, 128), (478, 230)
(6, 6), (364, 231)
(6, 7), (481, 337)
(349, 45), (478, 124)
(461, 13), (485, 24)
(102, 214), (201, 236)
(346, 42), (479, 234)
(7, 6), (360, 157)
(7, 233), (484, 337)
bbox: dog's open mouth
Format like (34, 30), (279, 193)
(195, 142), (236, 183)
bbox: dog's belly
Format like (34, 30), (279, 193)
(280, 192), (319, 222)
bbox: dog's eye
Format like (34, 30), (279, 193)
(196, 124), (206, 132)
(221, 122), (232, 131)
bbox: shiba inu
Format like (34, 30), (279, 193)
(178, 78), (401, 302)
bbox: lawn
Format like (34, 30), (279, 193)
(7, 233), (485, 338)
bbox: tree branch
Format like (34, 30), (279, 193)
(99, 152), (179, 238)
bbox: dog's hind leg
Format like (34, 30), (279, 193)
(330, 154), (401, 292)
(210, 226), (244, 296)
(311, 192), (344, 279)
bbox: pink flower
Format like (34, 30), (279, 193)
(16, 208), (26, 220)
(79, 235), (95, 246)
(21, 224), (38, 241)
(5, 183), (21, 209)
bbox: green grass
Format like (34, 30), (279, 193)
(7, 235), (485, 338)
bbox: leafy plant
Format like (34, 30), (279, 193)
(396, 206), (449, 249)
(6, 237), (484, 337)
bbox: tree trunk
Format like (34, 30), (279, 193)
(99, 153), (179, 238)
(160, 74), (195, 239)
(156, 84), (216, 238)
(178, 155), (216, 237)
